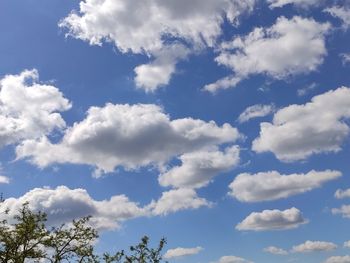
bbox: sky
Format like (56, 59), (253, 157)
(1, 0), (350, 262)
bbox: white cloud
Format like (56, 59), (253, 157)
(236, 207), (308, 231)
(297, 82), (317, 97)
(0, 175), (10, 184)
(60, 0), (255, 91)
(292, 240), (337, 253)
(332, 205), (350, 218)
(16, 103), (241, 175)
(344, 241), (350, 248)
(163, 246), (203, 259)
(267, 0), (319, 8)
(204, 16), (330, 92)
(0, 186), (145, 230)
(0, 69), (71, 148)
(213, 255), (253, 263)
(341, 53), (350, 65)
(229, 170), (341, 202)
(335, 189), (350, 199)
(147, 188), (211, 216)
(158, 146), (240, 189)
(325, 256), (350, 263)
(263, 246), (288, 255)
(252, 87), (350, 162)
(237, 104), (275, 123)
(325, 6), (350, 29)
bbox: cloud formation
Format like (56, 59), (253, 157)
(292, 240), (337, 253)
(332, 205), (350, 218)
(237, 104), (275, 123)
(335, 189), (350, 199)
(0, 69), (71, 148)
(263, 246), (288, 255)
(229, 170), (341, 202)
(0, 175), (9, 184)
(60, 0), (255, 91)
(253, 87), (350, 162)
(16, 103), (240, 175)
(324, 256), (350, 263)
(325, 6), (350, 29)
(204, 16), (330, 92)
(0, 186), (145, 230)
(267, 0), (319, 8)
(236, 207), (308, 231)
(213, 255), (253, 263)
(159, 146), (240, 189)
(163, 246), (203, 259)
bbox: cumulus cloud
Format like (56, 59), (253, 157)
(147, 188), (211, 216)
(204, 16), (330, 92)
(0, 186), (145, 230)
(332, 205), (350, 218)
(0, 69), (71, 148)
(335, 189), (350, 199)
(0, 175), (9, 184)
(252, 87), (350, 162)
(344, 241), (350, 248)
(267, 0), (319, 8)
(163, 246), (203, 259)
(16, 103), (241, 175)
(263, 246), (288, 255)
(60, 0), (255, 91)
(324, 256), (350, 263)
(212, 255), (253, 263)
(158, 146), (240, 189)
(325, 6), (350, 30)
(236, 207), (308, 231)
(229, 170), (341, 202)
(292, 240), (337, 253)
(237, 104), (275, 123)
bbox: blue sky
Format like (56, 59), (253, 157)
(1, 0), (350, 262)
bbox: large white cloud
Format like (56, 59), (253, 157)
(158, 146), (240, 189)
(325, 256), (350, 263)
(252, 87), (350, 162)
(59, 0), (255, 91)
(237, 104), (275, 123)
(263, 246), (288, 255)
(204, 16), (330, 92)
(236, 207), (308, 231)
(267, 0), (319, 8)
(212, 255), (253, 263)
(292, 240), (337, 253)
(0, 186), (145, 230)
(229, 170), (341, 202)
(0, 69), (71, 148)
(0, 175), (9, 184)
(163, 246), (203, 259)
(147, 188), (211, 216)
(16, 103), (241, 175)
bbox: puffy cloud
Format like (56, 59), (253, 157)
(158, 146), (240, 189)
(16, 103), (241, 175)
(325, 6), (350, 30)
(292, 240), (337, 253)
(267, 0), (319, 8)
(0, 69), (71, 148)
(204, 16), (330, 92)
(60, 0), (255, 91)
(332, 205), (350, 218)
(229, 170), (341, 202)
(263, 246), (288, 255)
(213, 255), (253, 263)
(335, 189), (350, 199)
(324, 256), (350, 263)
(0, 175), (9, 184)
(344, 241), (350, 248)
(237, 104), (275, 123)
(163, 246), (203, 259)
(252, 87), (350, 162)
(0, 186), (145, 230)
(236, 207), (308, 231)
(147, 188), (211, 216)
(341, 53), (350, 65)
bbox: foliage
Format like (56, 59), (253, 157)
(0, 201), (167, 263)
